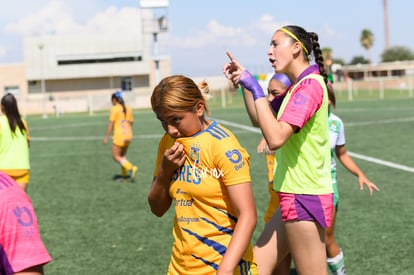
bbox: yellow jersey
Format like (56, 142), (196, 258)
(0, 115), (30, 170)
(109, 104), (133, 147)
(154, 120), (257, 275)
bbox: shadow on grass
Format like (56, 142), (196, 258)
(112, 174), (130, 182)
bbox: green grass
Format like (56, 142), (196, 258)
(335, 88), (414, 101)
(26, 96), (414, 274)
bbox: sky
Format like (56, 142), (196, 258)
(0, 0), (412, 77)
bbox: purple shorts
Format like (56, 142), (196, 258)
(278, 192), (333, 228)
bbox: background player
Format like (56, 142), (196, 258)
(256, 73), (292, 274)
(325, 82), (380, 274)
(0, 93), (31, 192)
(103, 91), (138, 182)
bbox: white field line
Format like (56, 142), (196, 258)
(347, 152), (414, 173)
(30, 117), (414, 173)
(216, 119), (414, 174)
(29, 122), (107, 131)
(215, 119), (261, 133)
(30, 134), (163, 141)
(345, 117), (414, 127)
(338, 106), (414, 113)
(31, 136), (105, 141)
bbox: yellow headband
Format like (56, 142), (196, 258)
(279, 27), (309, 55)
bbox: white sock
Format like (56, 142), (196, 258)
(327, 249), (346, 275)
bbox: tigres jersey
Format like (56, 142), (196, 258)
(263, 152), (279, 223)
(109, 104), (133, 146)
(154, 120), (257, 275)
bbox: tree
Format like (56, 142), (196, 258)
(360, 29), (374, 63)
(332, 58), (345, 66)
(381, 46), (414, 62)
(349, 55), (369, 65)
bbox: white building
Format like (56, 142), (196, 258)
(0, 3), (170, 116)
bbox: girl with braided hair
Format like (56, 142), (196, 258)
(224, 25), (333, 275)
(103, 91), (138, 182)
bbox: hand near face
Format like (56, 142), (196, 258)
(161, 142), (186, 173)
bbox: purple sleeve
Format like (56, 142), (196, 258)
(278, 78), (324, 130)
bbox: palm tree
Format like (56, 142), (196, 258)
(383, 0), (390, 49)
(360, 29), (374, 64)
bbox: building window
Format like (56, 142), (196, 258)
(57, 55), (142, 65)
(4, 86), (20, 95)
(121, 77), (132, 91)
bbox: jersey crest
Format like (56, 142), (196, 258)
(189, 142), (201, 165)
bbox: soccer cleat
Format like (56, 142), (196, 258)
(130, 166), (138, 182)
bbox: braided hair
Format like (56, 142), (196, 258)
(279, 25), (329, 85)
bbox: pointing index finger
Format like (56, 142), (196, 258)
(226, 51), (244, 71)
(226, 51), (235, 62)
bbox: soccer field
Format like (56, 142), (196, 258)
(27, 96), (414, 274)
